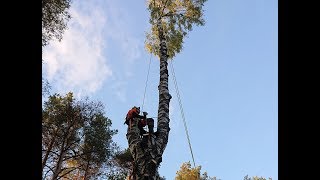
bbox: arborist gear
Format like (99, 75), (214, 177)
(125, 106), (141, 125)
(125, 106), (148, 136)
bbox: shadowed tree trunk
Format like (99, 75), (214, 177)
(126, 20), (171, 180)
(42, 128), (58, 171)
(51, 140), (66, 180)
(51, 124), (72, 180)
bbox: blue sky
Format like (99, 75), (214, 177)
(43, 0), (278, 179)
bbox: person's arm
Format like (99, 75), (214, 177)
(132, 111), (146, 119)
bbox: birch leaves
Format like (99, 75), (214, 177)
(145, 0), (207, 59)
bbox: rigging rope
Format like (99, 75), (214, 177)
(140, 53), (196, 167)
(169, 60), (196, 167)
(141, 53), (152, 112)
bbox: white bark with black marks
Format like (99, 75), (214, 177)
(127, 20), (171, 180)
(156, 20), (172, 156)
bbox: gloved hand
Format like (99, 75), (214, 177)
(140, 119), (147, 127)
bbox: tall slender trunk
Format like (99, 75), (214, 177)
(51, 124), (72, 180)
(155, 19), (171, 156)
(51, 139), (66, 180)
(42, 128), (58, 172)
(127, 20), (171, 180)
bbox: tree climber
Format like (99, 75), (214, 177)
(125, 106), (148, 136)
(125, 107), (160, 179)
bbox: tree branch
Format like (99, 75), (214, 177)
(43, 164), (56, 178)
(42, 149), (60, 157)
(162, 9), (187, 18)
(160, 0), (169, 17)
(63, 131), (85, 151)
(43, 169), (51, 179)
(62, 149), (99, 162)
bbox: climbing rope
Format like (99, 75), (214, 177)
(141, 53), (152, 112)
(169, 60), (196, 167)
(140, 53), (196, 167)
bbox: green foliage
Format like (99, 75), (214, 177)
(145, 0), (207, 59)
(82, 114), (118, 164)
(42, 77), (51, 97)
(175, 163), (273, 180)
(175, 161), (218, 180)
(42, 92), (79, 146)
(105, 171), (128, 180)
(42, 0), (72, 47)
(106, 148), (133, 179)
(75, 109), (118, 179)
(114, 148), (134, 170)
(42, 92), (118, 179)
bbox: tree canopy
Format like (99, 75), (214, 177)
(145, 0), (207, 59)
(175, 162), (218, 180)
(42, 0), (72, 47)
(42, 92), (118, 179)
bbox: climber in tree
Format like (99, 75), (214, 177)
(125, 106), (148, 136)
(126, 106), (160, 179)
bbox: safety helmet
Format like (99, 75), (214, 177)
(132, 106), (140, 113)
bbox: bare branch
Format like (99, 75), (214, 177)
(42, 149), (60, 157)
(62, 150), (99, 162)
(44, 164), (56, 178)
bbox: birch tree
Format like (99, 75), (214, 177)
(126, 0), (207, 179)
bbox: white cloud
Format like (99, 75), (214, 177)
(42, 0), (142, 98)
(43, 0), (112, 95)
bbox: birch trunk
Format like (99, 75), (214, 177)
(126, 20), (171, 180)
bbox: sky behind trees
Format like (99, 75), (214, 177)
(43, 0), (278, 179)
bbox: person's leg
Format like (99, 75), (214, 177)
(146, 118), (154, 133)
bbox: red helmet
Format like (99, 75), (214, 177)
(132, 106), (140, 114)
